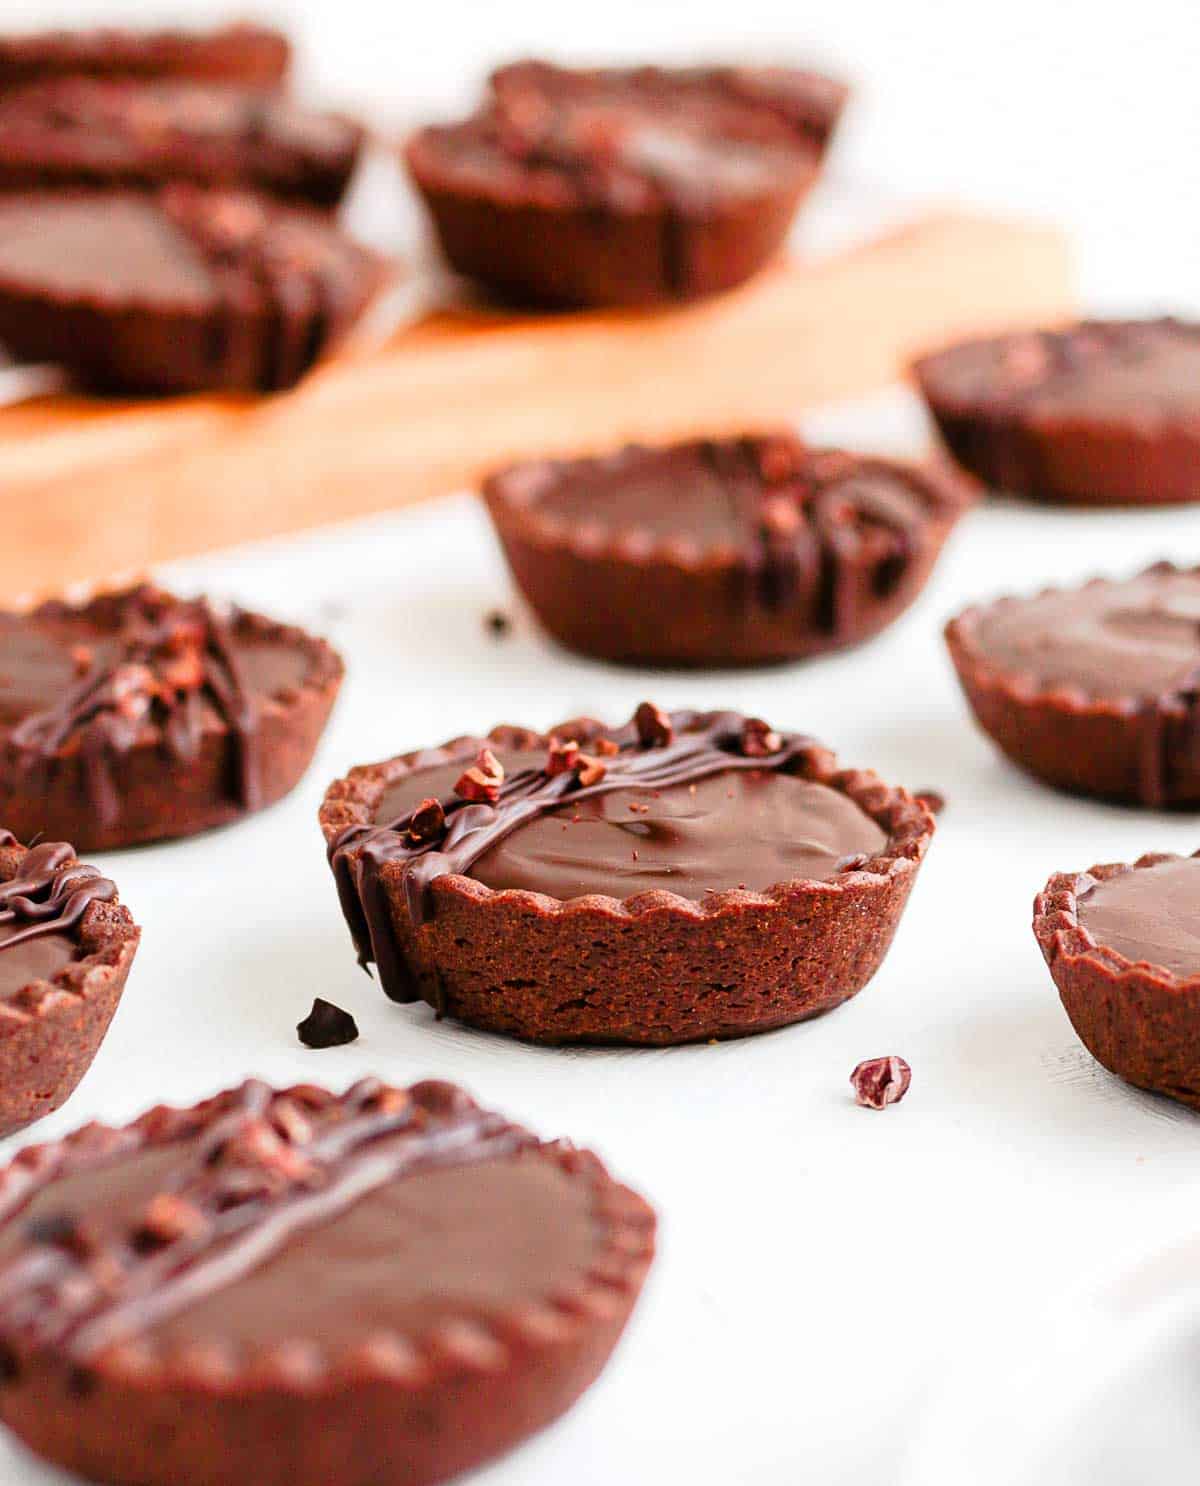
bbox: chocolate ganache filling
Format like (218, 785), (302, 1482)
(1078, 855), (1200, 979)
(329, 708), (887, 1004)
(0, 832), (115, 999)
(2, 586), (302, 827)
(0, 1079), (562, 1363)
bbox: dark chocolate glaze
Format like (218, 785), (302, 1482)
(967, 567), (1200, 807)
(329, 708), (885, 1004)
(0, 194), (214, 301)
(970, 569), (1200, 697)
(0, 832), (114, 1000)
(1079, 855), (1200, 978)
(921, 319), (1200, 420)
(0, 1079), (546, 1361)
(2, 585), (308, 828)
(492, 437), (943, 626)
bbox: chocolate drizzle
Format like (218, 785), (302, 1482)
(0, 831), (114, 958)
(9, 586), (261, 827)
(0, 1078), (532, 1361)
(328, 708), (822, 1004)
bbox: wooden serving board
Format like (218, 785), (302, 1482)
(0, 210), (1072, 597)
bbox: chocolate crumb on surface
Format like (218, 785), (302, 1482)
(296, 997), (359, 1049)
(484, 609), (513, 638)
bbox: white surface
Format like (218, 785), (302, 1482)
(3, 387), (1200, 1483)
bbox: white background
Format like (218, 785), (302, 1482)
(5, 3), (1200, 1483)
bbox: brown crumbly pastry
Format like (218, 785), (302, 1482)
(913, 319), (1200, 506)
(0, 832), (139, 1137)
(0, 583), (343, 851)
(1035, 851), (1200, 1107)
(0, 186), (389, 396)
(0, 1078), (655, 1486)
(0, 79), (365, 209)
(946, 564), (1200, 806)
(0, 23), (291, 92)
(320, 706), (936, 1045)
(406, 58), (847, 308)
(483, 433), (975, 667)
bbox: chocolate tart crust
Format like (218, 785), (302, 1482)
(320, 711), (936, 1045)
(484, 436), (976, 668)
(945, 564), (1200, 807)
(0, 1078), (655, 1486)
(0, 835), (139, 1138)
(1035, 853), (1200, 1107)
(0, 587), (345, 852)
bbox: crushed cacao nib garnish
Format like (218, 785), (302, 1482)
(634, 702), (674, 748)
(545, 738), (581, 776)
(850, 1055), (911, 1110)
(296, 998), (359, 1049)
(575, 754), (607, 787)
(134, 1194), (207, 1248)
(407, 797), (446, 844)
(741, 718), (782, 756)
(454, 748), (505, 803)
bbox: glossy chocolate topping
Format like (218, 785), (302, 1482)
(0, 833), (114, 1000)
(0, 78), (359, 197)
(329, 708), (887, 1004)
(490, 436), (953, 617)
(0, 194), (214, 302)
(0, 1079), (599, 1363)
(1078, 856), (1200, 978)
(922, 319), (1200, 420)
(1, 585), (311, 826)
(414, 60), (822, 215)
(967, 568), (1200, 697)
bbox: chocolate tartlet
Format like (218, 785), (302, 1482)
(0, 186), (388, 395)
(0, 583), (343, 851)
(406, 58), (846, 308)
(0, 79), (364, 208)
(914, 319), (1200, 506)
(0, 24), (290, 92)
(321, 706), (935, 1045)
(0, 1077), (655, 1486)
(0, 832), (139, 1137)
(1035, 851), (1200, 1107)
(484, 434), (974, 666)
(947, 564), (1200, 806)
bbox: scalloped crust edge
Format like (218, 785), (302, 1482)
(319, 713), (937, 924)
